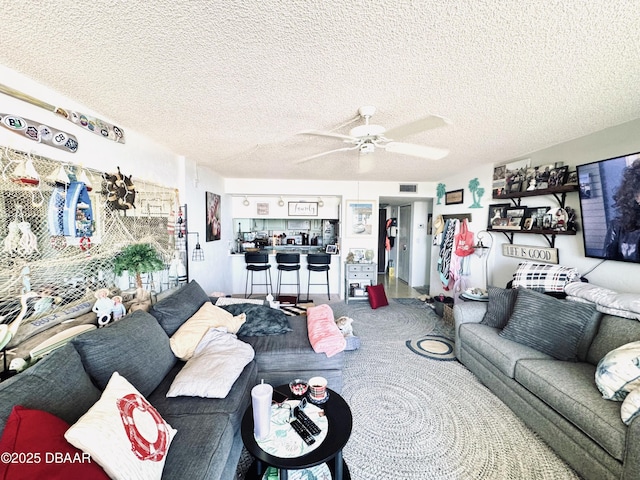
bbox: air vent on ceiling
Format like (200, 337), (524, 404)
(399, 184), (417, 193)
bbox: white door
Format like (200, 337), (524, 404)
(397, 205), (411, 282)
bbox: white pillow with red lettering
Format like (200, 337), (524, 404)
(65, 372), (177, 480)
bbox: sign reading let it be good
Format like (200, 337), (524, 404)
(501, 244), (559, 264)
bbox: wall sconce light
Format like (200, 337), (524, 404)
(317, 197), (324, 207)
(188, 232), (205, 261)
(278, 196), (285, 207)
(243, 196), (250, 206)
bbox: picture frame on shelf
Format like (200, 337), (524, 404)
(534, 164), (556, 189)
(565, 170), (578, 186)
(492, 165), (507, 197)
(524, 206), (549, 229)
(325, 244), (338, 254)
(523, 218), (533, 230)
(488, 203), (510, 229)
(548, 166), (569, 187)
(504, 158), (530, 193)
(503, 207), (525, 230)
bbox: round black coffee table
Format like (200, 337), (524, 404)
(241, 385), (352, 480)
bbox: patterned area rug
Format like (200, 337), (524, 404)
(237, 299), (579, 480)
(279, 302), (313, 316)
(405, 335), (456, 361)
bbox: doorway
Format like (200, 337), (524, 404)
(397, 205), (411, 283)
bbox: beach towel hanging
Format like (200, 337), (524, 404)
(437, 219), (457, 288)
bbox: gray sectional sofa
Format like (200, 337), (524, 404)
(0, 280), (344, 479)
(454, 287), (640, 480)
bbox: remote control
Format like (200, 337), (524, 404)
(290, 419), (315, 445)
(294, 406), (321, 435)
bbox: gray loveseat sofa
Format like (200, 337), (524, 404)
(0, 280), (344, 479)
(454, 286), (640, 480)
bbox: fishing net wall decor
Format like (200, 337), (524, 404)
(0, 145), (185, 344)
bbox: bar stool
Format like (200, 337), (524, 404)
(306, 253), (331, 301)
(244, 252), (272, 298)
(275, 252), (301, 304)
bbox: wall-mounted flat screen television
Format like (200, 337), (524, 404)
(576, 151), (640, 263)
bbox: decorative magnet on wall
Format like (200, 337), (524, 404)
(468, 177), (485, 208)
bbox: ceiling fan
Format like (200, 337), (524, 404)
(295, 106), (450, 165)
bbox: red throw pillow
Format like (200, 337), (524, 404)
(0, 405), (109, 480)
(367, 284), (389, 309)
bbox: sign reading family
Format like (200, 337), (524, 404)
(288, 202), (318, 216)
(501, 244), (559, 264)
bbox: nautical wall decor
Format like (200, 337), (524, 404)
(0, 83), (125, 143)
(0, 113), (78, 153)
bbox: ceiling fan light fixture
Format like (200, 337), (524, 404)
(359, 142), (375, 154)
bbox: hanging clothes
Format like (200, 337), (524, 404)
(437, 219), (457, 289)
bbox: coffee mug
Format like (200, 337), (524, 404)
(308, 376), (327, 400)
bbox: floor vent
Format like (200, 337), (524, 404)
(399, 184), (417, 193)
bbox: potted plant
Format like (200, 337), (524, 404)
(113, 243), (165, 311)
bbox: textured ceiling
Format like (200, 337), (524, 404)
(1, 1), (639, 181)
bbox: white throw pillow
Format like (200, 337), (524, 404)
(621, 388), (640, 425)
(167, 328), (255, 398)
(65, 372), (177, 480)
(595, 341), (640, 401)
(170, 302), (246, 360)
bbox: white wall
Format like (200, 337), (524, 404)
(435, 118), (640, 295)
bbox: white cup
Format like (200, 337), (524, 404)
(308, 376), (327, 401)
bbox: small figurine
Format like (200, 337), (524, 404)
(92, 288), (114, 327)
(111, 295), (126, 321)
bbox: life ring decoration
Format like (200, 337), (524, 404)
(79, 236), (91, 251)
(116, 393), (170, 462)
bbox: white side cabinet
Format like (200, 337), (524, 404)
(345, 263), (376, 304)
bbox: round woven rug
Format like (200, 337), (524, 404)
(406, 335), (456, 361)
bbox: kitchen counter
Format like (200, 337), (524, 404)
(230, 246), (330, 255)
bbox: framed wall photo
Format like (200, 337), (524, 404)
(256, 202), (269, 215)
(346, 200), (376, 236)
(205, 192), (221, 242)
(548, 166), (569, 187)
(445, 189), (464, 205)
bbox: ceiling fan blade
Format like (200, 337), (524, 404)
(295, 145), (361, 164)
(383, 115), (450, 140)
(384, 142), (449, 160)
(297, 130), (356, 142)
